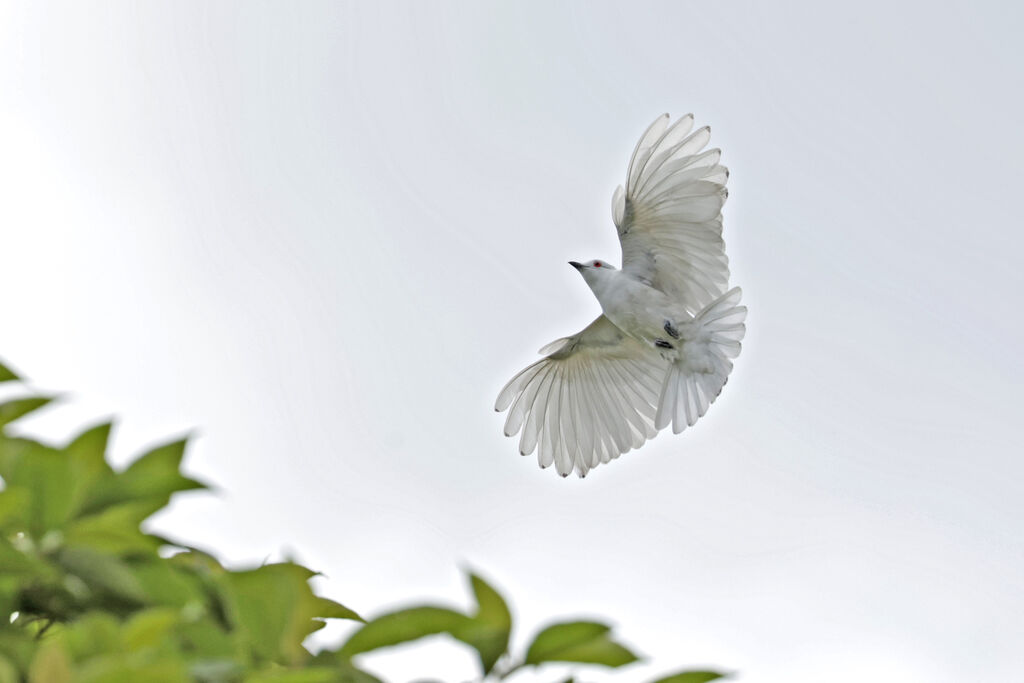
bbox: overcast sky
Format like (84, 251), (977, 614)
(2, 2), (1023, 682)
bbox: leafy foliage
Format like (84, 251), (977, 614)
(648, 672), (728, 683)
(524, 621), (637, 667)
(0, 361), (730, 682)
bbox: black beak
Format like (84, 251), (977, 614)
(568, 261), (583, 270)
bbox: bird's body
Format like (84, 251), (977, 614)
(579, 264), (723, 376)
(496, 114), (746, 477)
(577, 263), (687, 352)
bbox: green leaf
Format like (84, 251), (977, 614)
(648, 671), (729, 683)
(0, 486), (30, 529)
(82, 437), (205, 515)
(63, 423), (117, 518)
(0, 436), (31, 484)
(122, 607), (180, 651)
(0, 655), (19, 683)
(524, 621), (607, 662)
(220, 563), (353, 666)
(338, 606), (471, 659)
(245, 667), (340, 683)
(0, 361), (18, 383)
(333, 660), (385, 683)
(0, 440), (77, 536)
(305, 657), (384, 683)
(311, 596), (363, 623)
(188, 658), (243, 682)
(118, 438), (206, 498)
(63, 501), (164, 554)
(129, 558), (206, 608)
(0, 630), (36, 679)
(0, 396), (54, 428)
(178, 618), (236, 660)
(27, 637), (72, 683)
(0, 629), (37, 677)
(74, 656), (189, 683)
(0, 536), (44, 576)
(167, 547), (225, 577)
(55, 547), (148, 605)
(451, 572), (511, 675)
(59, 612), (123, 659)
(524, 621), (638, 668)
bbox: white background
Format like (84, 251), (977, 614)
(2, 2), (1023, 681)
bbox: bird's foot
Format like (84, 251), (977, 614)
(655, 339), (674, 350)
(663, 319), (680, 339)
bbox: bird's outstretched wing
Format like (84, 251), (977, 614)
(495, 316), (668, 478)
(612, 113), (730, 314)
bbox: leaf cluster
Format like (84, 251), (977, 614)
(0, 361), (364, 682)
(333, 573), (727, 682)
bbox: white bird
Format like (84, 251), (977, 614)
(495, 113), (747, 478)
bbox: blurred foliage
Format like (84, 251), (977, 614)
(0, 359), (729, 682)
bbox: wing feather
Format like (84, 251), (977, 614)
(626, 114), (671, 191)
(554, 372), (574, 476)
(495, 315), (669, 477)
(599, 360), (653, 444)
(570, 363), (593, 471)
(504, 361), (550, 439)
(613, 114), (732, 314)
(567, 362), (588, 470)
(521, 364), (556, 454)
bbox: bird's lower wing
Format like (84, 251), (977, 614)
(495, 316), (668, 478)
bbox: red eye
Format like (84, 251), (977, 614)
(594, 261), (602, 268)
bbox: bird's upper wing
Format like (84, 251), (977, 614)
(612, 113), (731, 314)
(495, 315), (668, 478)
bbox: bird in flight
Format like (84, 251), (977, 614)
(495, 113), (746, 478)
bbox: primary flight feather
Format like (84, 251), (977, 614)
(495, 114), (747, 478)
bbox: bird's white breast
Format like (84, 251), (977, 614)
(592, 272), (684, 345)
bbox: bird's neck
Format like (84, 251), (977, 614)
(587, 271), (623, 310)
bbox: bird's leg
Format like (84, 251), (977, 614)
(663, 319), (680, 339)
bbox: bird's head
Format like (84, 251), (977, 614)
(569, 259), (617, 291)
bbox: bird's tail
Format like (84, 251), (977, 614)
(655, 287), (746, 434)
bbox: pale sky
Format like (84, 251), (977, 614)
(2, 2), (1023, 682)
